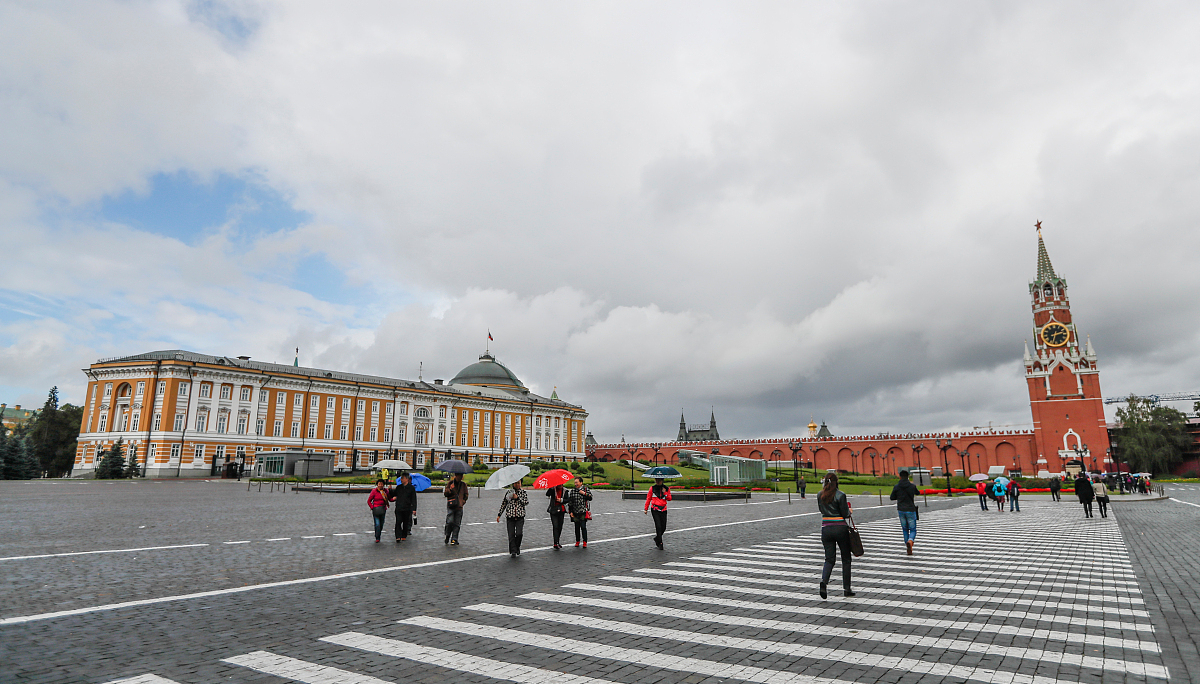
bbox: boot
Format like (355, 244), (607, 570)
(819, 582), (827, 599)
(906, 540), (913, 556)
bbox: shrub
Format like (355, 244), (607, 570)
(570, 462), (582, 472)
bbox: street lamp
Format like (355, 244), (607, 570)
(956, 449), (969, 480)
(935, 438), (954, 497)
(851, 450), (859, 475)
(651, 442), (663, 466)
(787, 440), (802, 486)
(868, 449), (877, 477)
(912, 443), (928, 507)
(1072, 443), (1090, 475)
(626, 441), (638, 490)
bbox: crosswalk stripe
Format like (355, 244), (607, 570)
(520, 590), (1160, 652)
(463, 602), (1164, 678)
(223, 650), (394, 683)
(562, 582), (1155, 632)
(632, 567), (1145, 605)
(767, 537), (1132, 560)
(735, 547), (1139, 575)
(664, 560), (1144, 596)
(698, 553), (1141, 583)
(104, 676), (182, 684)
(321, 632), (638, 684)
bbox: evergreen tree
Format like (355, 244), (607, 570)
(96, 439), (127, 479)
(26, 387), (84, 477)
(18, 437), (40, 479)
(1114, 396), (1193, 475)
(124, 444), (141, 478)
(0, 421), (8, 479)
(1, 429), (21, 480)
(423, 455), (434, 474)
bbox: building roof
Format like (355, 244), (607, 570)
(449, 353), (527, 391)
(93, 350), (582, 410)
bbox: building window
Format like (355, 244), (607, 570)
(277, 392), (285, 405)
(193, 444), (204, 462)
(327, 396), (335, 410)
(357, 400), (365, 412)
(153, 413), (162, 430)
(416, 407), (429, 418)
(291, 422), (300, 438)
(340, 425), (348, 440)
(256, 419), (264, 435)
(157, 381), (166, 396)
(311, 395), (320, 407)
(220, 385), (231, 400)
(215, 445), (225, 461)
(216, 414), (227, 433)
(236, 445), (245, 461)
(416, 453), (424, 467)
(295, 394), (303, 407)
(199, 384), (211, 399)
(439, 406), (447, 419)
(572, 440), (578, 452)
(148, 444), (156, 461)
(473, 411), (480, 422)
(195, 414), (207, 432)
(136, 381), (145, 396)
(438, 428), (445, 445)
(399, 427), (406, 442)
(472, 435), (478, 447)
(131, 412), (140, 432)
(416, 429), (427, 445)
(259, 391), (268, 403)
(170, 443), (181, 460)
(399, 403), (408, 415)
(173, 414), (184, 431)
(372, 401), (379, 414)
(240, 387), (251, 401)
(119, 412), (129, 431)
(383, 428), (391, 442)
(324, 424), (333, 439)
(504, 436), (510, 449)
(104, 383), (113, 397)
(386, 403), (394, 416)
(343, 398), (350, 411)
(237, 416), (247, 435)
(355, 426), (363, 441)
(535, 416), (541, 427)
(178, 383), (189, 396)
(483, 413), (490, 428)
(308, 423), (316, 439)
(458, 433), (465, 446)
(98, 413), (108, 431)
(274, 420), (283, 437)
(370, 427), (377, 441)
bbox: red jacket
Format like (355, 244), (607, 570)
(645, 485), (671, 512)
(368, 488), (389, 510)
(975, 482), (987, 496)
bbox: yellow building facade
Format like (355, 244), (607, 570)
(74, 350), (588, 478)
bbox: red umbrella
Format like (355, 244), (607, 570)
(532, 469), (575, 489)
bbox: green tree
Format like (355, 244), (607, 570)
(124, 443), (141, 478)
(423, 456), (434, 474)
(18, 437), (40, 478)
(26, 387), (84, 477)
(1114, 396), (1193, 475)
(1, 427), (23, 480)
(96, 439), (127, 479)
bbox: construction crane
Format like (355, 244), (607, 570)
(1103, 391), (1200, 405)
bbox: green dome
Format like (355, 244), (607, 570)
(448, 353), (526, 390)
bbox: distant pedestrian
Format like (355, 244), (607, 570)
(368, 479), (389, 543)
(991, 479), (1006, 512)
(975, 480), (989, 510)
(496, 480), (529, 557)
(798, 475), (807, 499)
(818, 473), (854, 599)
(1074, 472), (1094, 518)
(1007, 479), (1021, 512)
(546, 483), (568, 549)
(644, 477), (671, 549)
(890, 470), (918, 555)
(443, 472), (469, 545)
(566, 477), (593, 548)
(1049, 477), (1062, 502)
(1092, 478), (1110, 518)
(390, 473), (418, 542)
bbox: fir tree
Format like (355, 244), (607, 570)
(18, 437), (40, 479)
(0, 421), (8, 479)
(96, 439), (127, 479)
(124, 444), (141, 478)
(1, 429), (21, 480)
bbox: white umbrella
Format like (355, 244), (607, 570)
(968, 473), (988, 482)
(370, 459), (411, 471)
(485, 464), (531, 490)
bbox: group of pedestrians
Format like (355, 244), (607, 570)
(972, 478), (1021, 512)
(1072, 472), (1111, 518)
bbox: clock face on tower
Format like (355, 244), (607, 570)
(1040, 322), (1070, 347)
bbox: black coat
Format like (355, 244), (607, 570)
(390, 483), (418, 511)
(1074, 476), (1094, 503)
(890, 480), (919, 512)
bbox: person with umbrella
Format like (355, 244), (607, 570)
(817, 472), (854, 598)
(546, 481), (568, 549)
(974, 477), (989, 511)
(390, 472), (418, 542)
(443, 471), (470, 545)
(367, 479), (390, 543)
(495, 480), (529, 557)
(1074, 471), (1095, 518)
(644, 477), (672, 549)
(889, 470), (918, 555)
(566, 476), (593, 548)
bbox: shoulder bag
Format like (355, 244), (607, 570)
(847, 514), (865, 557)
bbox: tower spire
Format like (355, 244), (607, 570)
(1035, 221), (1057, 282)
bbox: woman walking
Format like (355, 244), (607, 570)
(644, 477), (671, 549)
(546, 483), (568, 549)
(817, 473), (854, 598)
(1092, 477), (1110, 518)
(991, 479), (1006, 513)
(368, 479), (390, 543)
(566, 476), (593, 548)
(496, 480), (529, 557)
(390, 472), (418, 541)
(1007, 479), (1021, 512)
(1074, 472), (1095, 518)
(889, 470), (918, 555)
(443, 472), (469, 545)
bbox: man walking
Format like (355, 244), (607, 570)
(496, 480), (529, 557)
(890, 470), (919, 555)
(546, 483), (567, 549)
(797, 475), (807, 499)
(1007, 478), (1020, 512)
(1049, 476), (1061, 502)
(390, 472), (418, 542)
(443, 472), (469, 545)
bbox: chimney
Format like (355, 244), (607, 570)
(14, 405), (19, 411)
(434, 379), (444, 385)
(237, 355), (251, 361)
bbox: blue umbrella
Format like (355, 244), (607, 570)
(409, 473), (433, 492)
(642, 466), (683, 479)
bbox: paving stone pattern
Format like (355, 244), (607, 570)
(10, 495), (1165, 684)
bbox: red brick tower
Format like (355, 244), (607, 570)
(1024, 225), (1110, 472)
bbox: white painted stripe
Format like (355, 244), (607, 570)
(564, 582), (1155, 632)
(333, 533), (357, 536)
(771, 537), (1132, 559)
(223, 651), (391, 683)
(739, 546), (1138, 574)
(0, 543), (208, 562)
(300, 535), (325, 539)
(104, 675), (182, 684)
(633, 567), (1144, 605)
(1170, 497), (1200, 508)
(521, 591), (1160, 652)
(265, 537), (290, 541)
(222, 541), (251, 545)
(663, 561), (1144, 597)
(464, 602), (1165, 679)
(702, 553), (1140, 582)
(321, 632), (622, 684)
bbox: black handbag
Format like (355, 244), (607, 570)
(847, 515), (865, 557)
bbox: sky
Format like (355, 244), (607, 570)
(2, 1), (1199, 442)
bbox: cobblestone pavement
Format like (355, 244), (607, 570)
(0, 482), (1181, 683)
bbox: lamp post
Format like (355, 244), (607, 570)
(502, 446), (514, 465)
(651, 442), (663, 466)
(626, 442), (637, 490)
(935, 438), (954, 497)
(868, 449), (877, 477)
(956, 449), (969, 480)
(1072, 443), (1090, 475)
(912, 443), (927, 506)
(851, 450), (859, 475)
(787, 440), (802, 486)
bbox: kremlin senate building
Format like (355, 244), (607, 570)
(74, 229), (1111, 479)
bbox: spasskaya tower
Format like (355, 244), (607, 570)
(1023, 223), (1110, 470)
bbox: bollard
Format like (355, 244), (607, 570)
(879, 490), (883, 505)
(258, 479), (262, 492)
(788, 491), (791, 505)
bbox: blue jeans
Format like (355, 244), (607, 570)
(898, 511), (917, 543)
(1009, 496), (1019, 511)
(371, 508), (386, 540)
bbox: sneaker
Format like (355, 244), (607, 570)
(375, 539), (380, 543)
(575, 541), (580, 547)
(450, 540), (459, 546)
(554, 544), (561, 550)
(582, 542), (587, 548)
(511, 553), (517, 558)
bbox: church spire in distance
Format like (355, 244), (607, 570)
(1034, 220), (1057, 282)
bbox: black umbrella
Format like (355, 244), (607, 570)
(435, 459), (472, 474)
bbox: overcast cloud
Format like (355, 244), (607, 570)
(2, 1), (1199, 441)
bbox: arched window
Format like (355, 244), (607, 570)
(415, 407), (430, 418)
(1043, 284), (1053, 298)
